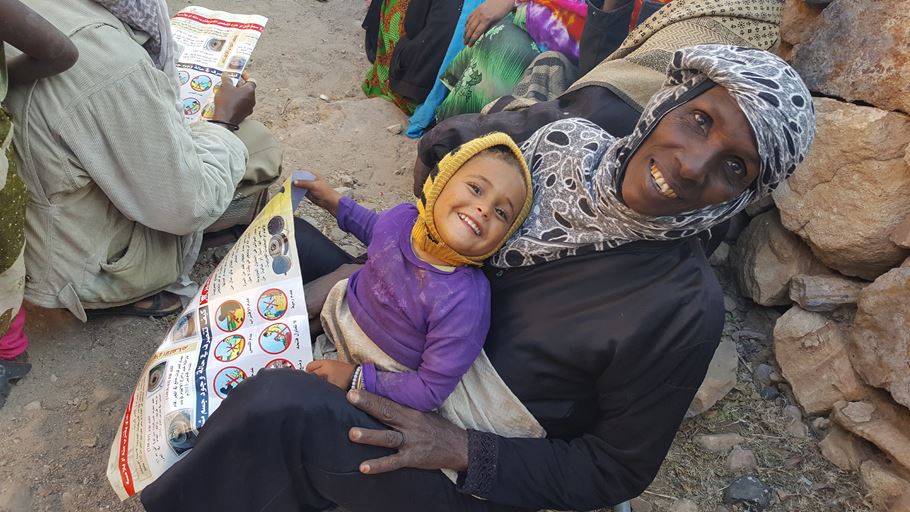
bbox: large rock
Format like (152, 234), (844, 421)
(859, 459), (910, 512)
(773, 306), (869, 414)
(687, 339), (737, 417)
(773, 98), (910, 280)
(788, 274), (866, 312)
(833, 391), (910, 472)
(850, 267), (910, 409)
(789, 1), (910, 114)
(779, 0), (824, 47)
(819, 422), (876, 471)
(730, 210), (828, 306)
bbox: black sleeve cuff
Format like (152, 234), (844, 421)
(456, 429), (498, 497)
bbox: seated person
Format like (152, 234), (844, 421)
(4, 0), (282, 320)
(295, 135), (542, 455)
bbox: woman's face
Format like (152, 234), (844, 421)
(622, 86), (761, 217)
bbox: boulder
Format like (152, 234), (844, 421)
(773, 98), (910, 280)
(779, 0), (824, 47)
(730, 210), (828, 306)
(819, 422), (876, 471)
(833, 392), (910, 472)
(859, 459), (910, 512)
(789, 1), (910, 114)
(788, 274), (866, 312)
(687, 339), (737, 417)
(850, 267), (910, 409)
(773, 306), (869, 414)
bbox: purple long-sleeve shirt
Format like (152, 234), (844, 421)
(336, 196), (491, 411)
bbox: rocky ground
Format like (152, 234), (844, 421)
(0, 0), (872, 511)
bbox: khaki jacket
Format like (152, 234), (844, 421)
(5, 0), (249, 320)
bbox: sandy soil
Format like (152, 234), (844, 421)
(0, 1), (870, 511)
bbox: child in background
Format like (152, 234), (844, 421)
(294, 133), (537, 423)
(0, 0), (78, 408)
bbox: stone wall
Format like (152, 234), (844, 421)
(728, 1), (910, 509)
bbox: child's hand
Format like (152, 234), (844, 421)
(293, 172), (343, 216)
(305, 360), (356, 390)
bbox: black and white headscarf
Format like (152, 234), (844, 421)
(492, 45), (816, 268)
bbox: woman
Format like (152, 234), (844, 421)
(141, 44), (815, 511)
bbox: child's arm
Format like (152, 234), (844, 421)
(0, 0), (78, 84)
(293, 174), (379, 245)
(363, 278), (491, 412)
(293, 173), (343, 216)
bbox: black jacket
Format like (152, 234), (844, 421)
(457, 236), (724, 509)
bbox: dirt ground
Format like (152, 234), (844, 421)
(0, 1), (872, 511)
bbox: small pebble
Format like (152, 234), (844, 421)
(385, 123), (402, 134)
(783, 405), (808, 438)
(727, 445), (758, 474)
(668, 498), (698, 512)
(759, 386), (780, 400)
(752, 363), (774, 388)
(722, 475), (773, 511)
(80, 436), (97, 448)
(338, 174), (355, 187)
(318, 94), (330, 101)
(334, 186), (354, 198)
(24, 400), (41, 411)
(695, 433), (744, 453)
(50, 374), (58, 383)
(812, 416), (830, 431)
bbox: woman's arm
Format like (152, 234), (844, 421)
(0, 0), (78, 84)
(348, 338), (719, 509)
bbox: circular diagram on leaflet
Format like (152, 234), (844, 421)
(177, 70), (190, 85)
(201, 102), (216, 120)
(182, 98), (201, 116)
(213, 366), (247, 399)
(257, 288), (288, 320)
(258, 323), (292, 354)
(214, 335), (245, 363)
(265, 358), (295, 370)
(190, 75), (213, 92)
(215, 300), (245, 332)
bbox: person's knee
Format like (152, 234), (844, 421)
(234, 368), (342, 410)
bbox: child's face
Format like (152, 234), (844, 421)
(433, 154), (527, 258)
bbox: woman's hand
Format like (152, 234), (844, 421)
(347, 389), (469, 474)
(212, 71), (256, 125)
(292, 172), (343, 216)
(463, 0), (515, 47)
(306, 360), (356, 389)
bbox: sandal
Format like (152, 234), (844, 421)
(0, 353), (32, 410)
(85, 291), (183, 318)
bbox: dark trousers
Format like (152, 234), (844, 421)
(140, 370), (527, 512)
(140, 219), (527, 511)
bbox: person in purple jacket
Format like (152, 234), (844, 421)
(293, 132), (536, 437)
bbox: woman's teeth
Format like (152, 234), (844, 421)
(458, 213), (481, 235)
(650, 163), (678, 199)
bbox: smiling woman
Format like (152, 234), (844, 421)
(492, 44), (816, 268)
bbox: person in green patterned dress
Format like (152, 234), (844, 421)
(0, 0), (78, 408)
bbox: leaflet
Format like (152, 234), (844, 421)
(107, 180), (311, 499)
(171, 6), (268, 122)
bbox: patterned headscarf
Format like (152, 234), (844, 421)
(492, 44), (815, 268)
(93, 0), (174, 71)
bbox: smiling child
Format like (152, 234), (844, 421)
(293, 133), (534, 418)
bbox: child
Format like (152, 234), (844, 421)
(294, 133), (542, 440)
(0, 0), (78, 408)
